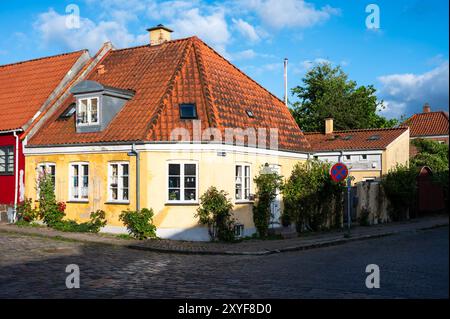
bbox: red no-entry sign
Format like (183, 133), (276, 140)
(330, 163), (349, 182)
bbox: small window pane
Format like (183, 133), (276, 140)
(185, 176), (196, 188)
(184, 189), (196, 201)
(184, 164), (196, 176)
(169, 164), (180, 175)
(169, 177), (180, 188)
(168, 189), (180, 200)
(79, 100), (88, 123)
(91, 99), (98, 123)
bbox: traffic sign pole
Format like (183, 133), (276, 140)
(346, 176), (352, 237)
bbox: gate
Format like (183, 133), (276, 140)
(417, 166), (445, 213)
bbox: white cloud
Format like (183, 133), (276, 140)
(34, 9), (145, 53)
(378, 61), (449, 117)
(232, 18), (260, 42)
(232, 49), (257, 60)
(240, 0), (339, 29)
(168, 7), (231, 56)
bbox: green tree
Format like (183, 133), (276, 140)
(290, 62), (398, 132)
(253, 166), (284, 238)
(410, 138), (449, 172)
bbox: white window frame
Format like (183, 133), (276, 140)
(166, 161), (198, 204)
(77, 97), (100, 126)
(360, 154), (368, 161)
(235, 163), (251, 203)
(343, 155), (351, 162)
(69, 162), (89, 202)
(36, 163), (56, 197)
(107, 161), (130, 203)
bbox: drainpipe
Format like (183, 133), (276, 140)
(128, 144), (140, 211)
(12, 131), (20, 222)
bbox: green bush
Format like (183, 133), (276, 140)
(52, 210), (107, 233)
(381, 164), (417, 221)
(37, 174), (64, 227)
(282, 160), (344, 233)
(196, 187), (235, 242)
(16, 198), (39, 223)
(119, 208), (157, 240)
(252, 166), (283, 238)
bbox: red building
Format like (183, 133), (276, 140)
(403, 103), (449, 157)
(0, 50), (95, 220)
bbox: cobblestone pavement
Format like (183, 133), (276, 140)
(0, 227), (448, 298)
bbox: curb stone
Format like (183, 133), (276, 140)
(0, 220), (447, 256)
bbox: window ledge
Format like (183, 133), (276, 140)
(105, 201), (130, 205)
(165, 202), (199, 206)
(67, 200), (89, 204)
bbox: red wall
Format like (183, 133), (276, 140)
(0, 133), (25, 205)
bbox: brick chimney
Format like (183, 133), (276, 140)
(147, 24), (173, 46)
(423, 103), (431, 113)
(325, 118), (334, 134)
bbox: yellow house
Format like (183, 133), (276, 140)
(305, 118), (410, 183)
(23, 26), (311, 240)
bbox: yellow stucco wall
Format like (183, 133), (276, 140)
(25, 148), (305, 234)
(383, 129), (410, 174)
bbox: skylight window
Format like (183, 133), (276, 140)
(179, 104), (197, 119)
(367, 135), (381, 141)
(343, 135), (353, 140)
(246, 110), (255, 118)
(59, 103), (76, 119)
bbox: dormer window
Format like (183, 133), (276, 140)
(70, 80), (134, 133)
(77, 97), (99, 125)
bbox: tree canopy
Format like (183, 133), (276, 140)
(410, 138), (449, 172)
(290, 63), (398, 132)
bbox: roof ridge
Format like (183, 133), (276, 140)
(192, 38), (220, 129)
(144, 37), (196, 140)
(305, 126), (408, 134)
(0, 50), (87, 69)
(111, 36), (197, 53)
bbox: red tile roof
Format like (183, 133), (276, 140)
(28, 37), (310, 152)
(403, 111), (449, 137)
(305, 127), (409, 152)
(0, 51), (87, 132)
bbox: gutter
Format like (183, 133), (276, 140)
(12, 130), (20, 222)
(128, 144), (140, 211)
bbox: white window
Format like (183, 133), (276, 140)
(77, 97), (99, 125)
(235, 164), (251, 201)
(344, 155), (351, 162)
(0, 146), (14, 175)
(167, 162), (198, 203)
(69, 163), (89, 201)
(360, 154), (368, 161)
(108, 162), (129, 202)
(36, 163), (56, 196)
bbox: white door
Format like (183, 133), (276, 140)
(269, 165), (281, 228)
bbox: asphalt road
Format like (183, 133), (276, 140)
(0, 226), (448, 298)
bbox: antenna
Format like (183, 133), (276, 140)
(284, 58), (288, 106)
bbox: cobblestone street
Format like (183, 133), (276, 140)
(0, 227), (448, 299)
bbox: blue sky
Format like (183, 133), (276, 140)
(0, 0), (448, 119)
